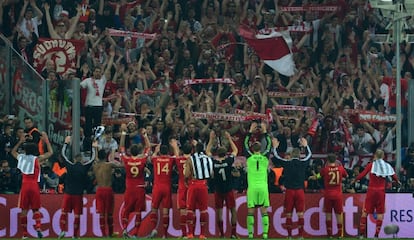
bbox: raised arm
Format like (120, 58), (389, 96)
(206, 130), (215, 156)
(11, 136), (25, 160)
(43, 3), (60, 38)
(38, 132), (54, 162)
(62, 136), (74, 165)
(243, 122), (257, 157)
(271, 137), (290, 162)
(225, 131), (238, 156)
(299, 137), (312, 161)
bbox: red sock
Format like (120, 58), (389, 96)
(337, 223), (343, 237)
(217, 219), (224, 236)
(108, 214), (114, 236)
(121, 209), (129, 230)
(298, 217), (304, 237)
(60, 212), (67, 231)
(74, 216), (80, 237)
(286, 218), (292, 237)
(20, 214), (28, 236)
(375, 219), (383, 237)
(179, 213), (187, 236)
(326, 220), (332, 236)
(33, 211), (42, 231)
(231, 223), (237, 236)
(187, 211), (195, 236)
(135, 212), (142, 235)
(99, 216), (106, 236)
(150, 212), (158, 229)
(162, 214), (169, 237)
(359, 216), (367, 237)
(200, 212), (208, 236)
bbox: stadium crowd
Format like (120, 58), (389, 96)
(1, 0), (414, 196)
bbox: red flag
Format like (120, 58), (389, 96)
(33, 38), (86, 76)
(239, 25), (296, 76)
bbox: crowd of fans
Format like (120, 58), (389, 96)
(1, 0), (414, 195)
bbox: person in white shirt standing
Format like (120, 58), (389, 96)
(17, 0), (43, 42)
(81, 48), (115, 151)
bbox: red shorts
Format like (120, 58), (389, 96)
(124, 187), (146, 213)
(152, 185), (172, 209)
(284, 189), (305, 213)
(187, 180), (208, 211)
(96, 187), (114, 214)
(177, 185), (188, 209)
(214, 191), (236, 209)
(18, 182), (41, 210)
(62, 194), (83, 215)
(364, 189), (385, 214)
(323, 195), (343, 214)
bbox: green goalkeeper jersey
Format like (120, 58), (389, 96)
(247, 154), (269, 186)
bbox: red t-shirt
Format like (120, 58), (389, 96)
(152, 155), (175, 186)
(175, 156), (188, 188)
(356, 161), (398, 191)
(320, 164), (348, 197)
(382, 77), (408, 107)
(122, 155), (147, 188)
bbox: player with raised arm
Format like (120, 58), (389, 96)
(320, 153), (348, 239)
(11, 131), (53, 239)
(118, 124), (151, 238)
(352, 149), (400, 239)
(184, 141), (213, 239)
(58, 136), (96, 239)
(272, 137), (312, 239)
(93, 145), (123, 238)
(243, 122), (272, 239)
(206, 130), (240, 238)
(170, 138), (190, 238)
(148, 141), (176, 238)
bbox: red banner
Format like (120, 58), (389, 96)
(0, 194), (413, 238)
(33, 38), (86, 76)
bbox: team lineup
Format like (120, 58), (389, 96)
(13, 122), (400, 239)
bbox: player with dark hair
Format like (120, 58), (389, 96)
(272, 137), (312, 239)
(148, 142), (175, 238)
(184, 140), (213, 239)
(243, 122), (272, 239)
(320, 153), (348, 238)
(118, 124), (150, 238)
(11, 131), (53, 239)
(58, 136), (96, 239)
(93, 145), (122, 237)
(206, 130), (239, 238)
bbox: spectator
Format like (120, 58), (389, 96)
(112, 168), (126, 193)
(352, 124), (375, 155)
(0, 159), (20, 194)
(17, 0), (43, 41)
(39, 165), (59, 194)
(98, 127), (119, 161)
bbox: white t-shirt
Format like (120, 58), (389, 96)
(19, 16), (41, 40)
(372, 129), (394, 154)
(80, 75), (107, 106)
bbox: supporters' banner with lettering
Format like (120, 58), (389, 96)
(279, 6), (339, 12)
(358, 111), (397, 123)
(102, 117), (135, 126)
(107, 28), (157, 40)
(273, 105), (316, 115)
(267, 91), (318, 98)
(192, 112), (247, 122)
(33, 38), (86, 76)
(0, 194), (413, 238)
(183, 78), (236, 86)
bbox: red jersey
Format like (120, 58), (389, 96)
(382, 77), (408, 107)
(122, 155), (147, 187)
(175, 156), (188, 188)
(152, 155), (174, 186)
(356, 162), (398, 191)
(320, 164), (348, 197)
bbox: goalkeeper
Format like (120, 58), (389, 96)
(243, 122), (272, 239)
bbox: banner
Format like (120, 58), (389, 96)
(273, 105), (316, 115)
(191, 112), (247, 122)
(107, 28), (157, 40)
(279, 6), (339, 12)
(267, 91), (318, 98)
(358, 112), (397, 123)
(33, 38), (85, 76)
(183, 78), (235, 86)
(0, 194), (412, 238)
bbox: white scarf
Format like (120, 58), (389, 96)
(371, 159), (395, 177)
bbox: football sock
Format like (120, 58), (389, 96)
(74, 216), (80, 237)
(286, 217), (292, 237)
(375, 219), (383, 237)
(298, 217), (304, 237)
(247, 214), (254, 237)
(59, 212), (67, 231)
(108, 214), (114, 236)
(217, 219), (224, 236)
(359, 216), (367, 237)
(187, 210), (195, 235)
(262, 213), (269, 238)
(200, 212), (208, 236)
(179, 213), (187, 236)
(162, 214), (169, 237)
(326, 220), (332, 236)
